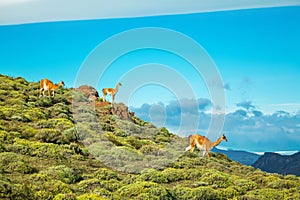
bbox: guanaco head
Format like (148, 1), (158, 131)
(59, 81), (65, 87)
(221, 134), (228, 142)
(118, 82), (122, 86)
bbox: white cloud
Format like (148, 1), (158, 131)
(0, 0), (299, 25)
(132, 100), (300, 152)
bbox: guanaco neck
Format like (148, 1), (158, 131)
(114, 84), (120, 94)
(213, 136), (224, 147)
(53, 83), (62, 90)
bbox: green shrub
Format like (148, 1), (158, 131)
(0, 179), (12, 198)
(115, 181), (173, 199)
(33, 180), (72, 200)
(0, 152), (34, 174)
(219, 187), (239, 199)
(114, 129), (128, 137)
(6, 98), (26, 106)
(93, 188), (112, 198)
(11, 113), (32, 122)
(137, 169), (168, 183)
(245, 188), (285, 200)
(140, 144), (160, 155)
(9, 139), (68, 159)
(21, 125), (38, 138)
(246, 170), (268, 186)
(101, 123), (115, 132)
(174, 186), (220, 200)
(77, 179), (102, 193)
(63, 127), (78, 143)
(233, 178), (258, 195)
(49, 103), (71, 117)
(267, 179), (298, 189)
(6, 183), (33, 200)
(201, 170), (232, 188)
(40, 165), (81, 184)
(36, 97), (55, 107)
(53, 193), (76, 200)
(95, 168), (120, 181)
(0, 130), (16, 143)
(104, 132), (130, 147)
(162, 168), (187, 182)
(36, 129), (62, 144)
(284, 174), (299, 181)
(24, 108), (47, 120)
(36, 127), (76, 144)
(77, 193), (106, 200)
(74, 123), (95, 140)
(99, 179), (123, 192)
(125, 137), (155, 150)
(37, 120), (56, 128)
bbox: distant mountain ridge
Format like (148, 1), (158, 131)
(212, 148), (260, 166)
(253, 152), (300, 176)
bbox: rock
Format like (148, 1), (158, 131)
(75, 85), (133, 122)
(76, 85), (99, 101)
(111, 103), (133, 121)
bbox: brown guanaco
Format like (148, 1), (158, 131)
(102, 82), (122, 103)
(185, 134), (228, 157)
(39, 78), (64, 97)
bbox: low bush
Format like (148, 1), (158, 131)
(140, 144), (160, 155)
(137, 169), (168, 183)
(244, 188), (285, 200)
(40, 165), (81, 184)
(36, 127), (76, 145)
(201, 170), (233, 188)
(233, 178), (258, 195)
(21, 125), (38, 139)
(9, 139), (69, 159)
(174, 186), (220, 200)
(267, 179), (298, 189)
(115, 181), (173, 199)
(53, 193), (76, 200)
(77, 193), (106, 200)
(0, 152), (34, 174)
(95, 168), (120, 181)
(33, 180), (73, 200)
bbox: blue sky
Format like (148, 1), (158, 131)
(0, 2), (300, 153)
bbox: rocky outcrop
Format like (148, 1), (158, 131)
(75, 85), (134, 122)
(76, 85), (99, 101)
(111, 103), (133, 121)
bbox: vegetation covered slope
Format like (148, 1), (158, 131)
(0, 74), (299, 200)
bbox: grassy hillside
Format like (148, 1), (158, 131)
(0, 74), (299, 200)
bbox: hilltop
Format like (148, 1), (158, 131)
(0, 74), (300, 199)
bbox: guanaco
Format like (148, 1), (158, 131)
(102, 82), (122, 103)
(185, 134), (228, 157)
(39, 78), (64, 97)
